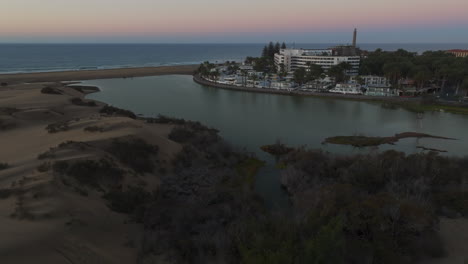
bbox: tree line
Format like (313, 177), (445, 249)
(360, 49), (468, 93)
(262, 41), (287, 59)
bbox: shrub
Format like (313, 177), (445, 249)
(0, 82), (8, 87)
(0, 189), (12, 199)
(84, 126), (104, 132)
(168, 126), (195, 143)
(146, 114), (186, 125)
(0, 119), (16, 131)
(41, 87), (61, 95)
(108, 138), (159, 174)
(37, 162), (50, 172)
(100, 105), (136, 119)
(70, 97), (97, 107)
(37, 151), (55, 160)
(103, 186), (152, 222)
(53, 159), (123, 189)
(46, 121), (70, 133)
(0, 162), (9, 170)
(235, 217), (300, 264)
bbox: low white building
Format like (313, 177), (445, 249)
(329, 83), (363, 95)
(365, 85), (399, 97)
(350, 75), (389, 86)
(274, 48), (360, 75)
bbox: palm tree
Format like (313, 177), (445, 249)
(240, 69), (248, 87)
(462, 78), (468, 98)
(211, 69), (220, 82)
(306, 62), (324, 89)
(251, 74), (259, 87)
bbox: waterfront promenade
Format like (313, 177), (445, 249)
(193, 75), (416, 103)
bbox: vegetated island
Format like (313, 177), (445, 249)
(323, 132), (456, 148)
(260, 140), (295, 156)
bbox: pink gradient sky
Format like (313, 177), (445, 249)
(1, 0), (468, 43)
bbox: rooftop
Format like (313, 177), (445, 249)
(447, 49), (468, 52)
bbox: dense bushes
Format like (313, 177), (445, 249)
(146, 114), (186, 125)
(103, 186), (153, 222)
(84, 126), (104, 132)
(0, 119), (15, 130)
(100, 105), (136, 119)
(264, 149), (468, 263)
(168, 126), (195, 143)
(107, 138), (159, 174)
(70, 97), (97, 107)
(0, 162), (9, 170)
(41, 86), (61, 94)
(53, 158), (123, 189)
(46, 121), (70, 133)
(0, 189), (12, 199)
(133, 122), (266, 263)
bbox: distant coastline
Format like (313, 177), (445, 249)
(0, 65), (198, 83)
(1, 43), (467, 74)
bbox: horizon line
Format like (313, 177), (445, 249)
(0, 42), (468, 45)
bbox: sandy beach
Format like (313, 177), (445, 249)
(0, 65), (198, 84)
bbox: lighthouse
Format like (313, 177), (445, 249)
(352, 28), (357, 48)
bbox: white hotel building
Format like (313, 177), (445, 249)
(274, 48), (361, 75)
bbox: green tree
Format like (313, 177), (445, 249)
(328, 62), (351, 83)
(461, 77), (468, 97)
(250, 74), (259, 87)
(306, 62), (323, 88)
(275, 42), (281, 54)
(293, 68), (307, 86)
(355, 75), (365, 86)
(262, 46), (269, 58)
(268, 42), (275, 58)
(281, 42), (287, 49)
(210, 69), (220, 81)
(411, 66), (431, 90)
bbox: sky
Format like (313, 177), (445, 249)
(1, 0), (468, 43)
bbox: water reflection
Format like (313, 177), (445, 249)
(83, 75), (468, 208)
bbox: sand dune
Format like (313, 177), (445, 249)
(0, 80), (181, 263)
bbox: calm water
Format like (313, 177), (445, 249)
(83, 75), (468, 208)
(1, 43), (468, 73)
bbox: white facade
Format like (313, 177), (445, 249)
(365, 86), (399, 97)
(350, 75), (389, 86)
(329, 84), (363, 95)
(274, 48), (360, 75)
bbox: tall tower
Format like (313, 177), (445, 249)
(352, 28), (357, 47)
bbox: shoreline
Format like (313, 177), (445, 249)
(0, 65), (198, 84)
(1, 65), (467, 116)
(193, 75), (468, 115)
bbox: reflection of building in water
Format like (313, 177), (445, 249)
(417, 113), (424, 129)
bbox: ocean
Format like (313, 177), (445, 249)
(1, 43), (467, 74)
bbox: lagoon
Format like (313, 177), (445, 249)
(83, 75), (468, 208)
